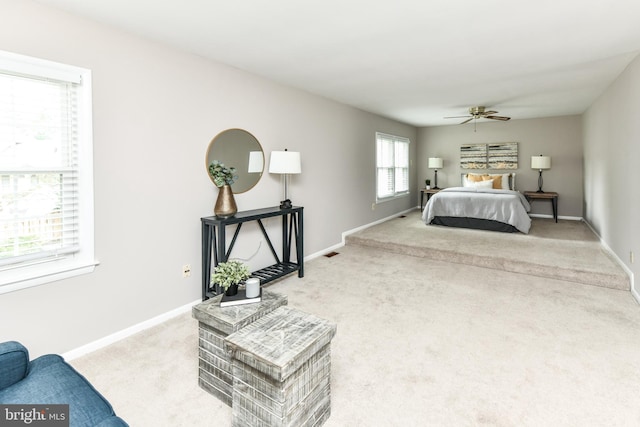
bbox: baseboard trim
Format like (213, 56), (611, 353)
(583, 219), (637, 304)
(62, 299), (201, 361)
(62, 209), (639, 361)
(64, 208), (419, 360)
(529, 213), (583, 221)
(306, 207), (416, 262)
(306, 242), (345, 262)
(341, 207), (415, 244)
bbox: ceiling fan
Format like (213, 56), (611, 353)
(445, 106), (511, 125)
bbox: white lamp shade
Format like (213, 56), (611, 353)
(531, 155), (551, 170)
(269, 151), (301, 174)
(247, 151), (264, 173)
(428, 157), (443, 169)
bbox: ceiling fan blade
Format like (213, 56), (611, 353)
(481, 110), (498, 115)
(485, 115), (510, 121)
(460, 117), (474, 124)
(444, 115), (471, 119)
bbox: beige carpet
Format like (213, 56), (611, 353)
(71, 233), (640, 426)
(347, 211), (629, 290)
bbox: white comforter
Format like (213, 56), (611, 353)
(422, 187), (532, 233)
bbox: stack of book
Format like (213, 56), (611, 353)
(220, 289), (262, 307)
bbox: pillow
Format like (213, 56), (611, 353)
(465, 173), (486, 182)
(482, 175), (501, 189)
(463, 173), (487, 187)
(462, 173), (515, 190)
(467, 179), (493, 189)
(499, 173), (512, 190)
(485, 173), (515, 190)
(482, 174), (506, 189)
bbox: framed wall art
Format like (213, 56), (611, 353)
(460, 143), (488, 169)
(488, 142), (518, 169)
(460, 142), (518, 170)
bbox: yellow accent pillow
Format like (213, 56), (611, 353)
(482, 175), (503, 189)
(466, 173), (486, 183)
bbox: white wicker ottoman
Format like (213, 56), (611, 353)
(225, 306), (337, 427)
(192, 291), (288, 406)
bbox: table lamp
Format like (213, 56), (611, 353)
(531, 155), (551, 193)
(269, 149), (301, 209)
(428, 157), (443, 189)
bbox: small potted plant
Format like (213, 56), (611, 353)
(211, 260), (251, 296)
(425, 179), (431, 189)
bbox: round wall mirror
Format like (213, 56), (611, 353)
(205, 129), (264, 193)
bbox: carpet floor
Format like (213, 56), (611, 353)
(347, 211), (629, 290)
(71, 216), (640, 426)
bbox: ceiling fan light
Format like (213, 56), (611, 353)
(444, 106), (510, 125)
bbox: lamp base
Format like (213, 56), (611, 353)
(279, 199), (292, 209)
(537, 170), (544, 193)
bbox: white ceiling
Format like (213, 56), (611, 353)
(35, 0), (640, 127)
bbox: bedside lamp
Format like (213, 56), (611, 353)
(428, 157), (443, 189)
(531, 155), (551, 193)
(269, 149), (301, 209)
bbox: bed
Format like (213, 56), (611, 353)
(421, 173), (532, 233)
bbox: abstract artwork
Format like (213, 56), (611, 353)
(488, 142), (518, 169)
(460, 142), (518, 170)
(460, 143), (488, 169)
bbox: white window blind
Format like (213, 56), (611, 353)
(0, 50), (95, 293)
(376, 132), (409, 200)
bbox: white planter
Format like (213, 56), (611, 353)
(245, 278), (261, 298)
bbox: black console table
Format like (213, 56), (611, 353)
(201, 206), (303, 300)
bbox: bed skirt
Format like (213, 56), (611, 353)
(430, 216), (520, 233)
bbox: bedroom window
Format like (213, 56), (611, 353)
(376, 132), (409, 201)
(0, 50), (95, 294)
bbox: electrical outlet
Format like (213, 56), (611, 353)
(182, 264), (191, 278)
(371, 203), (376, 211)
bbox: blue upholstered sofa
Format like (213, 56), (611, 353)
(0, 341), (128, 426)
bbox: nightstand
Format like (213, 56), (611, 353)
(420, 188), (442, 210)
(523, 191), (558, 222)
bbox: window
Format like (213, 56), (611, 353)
(0, 50), (95, 294)
(376, 132), (409, 201)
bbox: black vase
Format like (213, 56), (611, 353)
(225, 284), (238, 296)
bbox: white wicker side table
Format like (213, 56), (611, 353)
(225, 306), (337, 427)
(192, 290), (288, 406)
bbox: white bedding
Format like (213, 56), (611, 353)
(422, 187), (532, 233)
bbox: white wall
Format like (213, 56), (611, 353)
(0, 0), (417, 356)
(417, 116), (584, 217)
(583, 54), (640, 298)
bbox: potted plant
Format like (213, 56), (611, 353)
(208, 160), (239, 218)
(425, 179), (431, 189)
(211, 260), (251, 296)
(208, 160), (238, 188)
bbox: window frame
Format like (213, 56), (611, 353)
(0, 50), (96, 294)
(375, 132), (410, 202)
